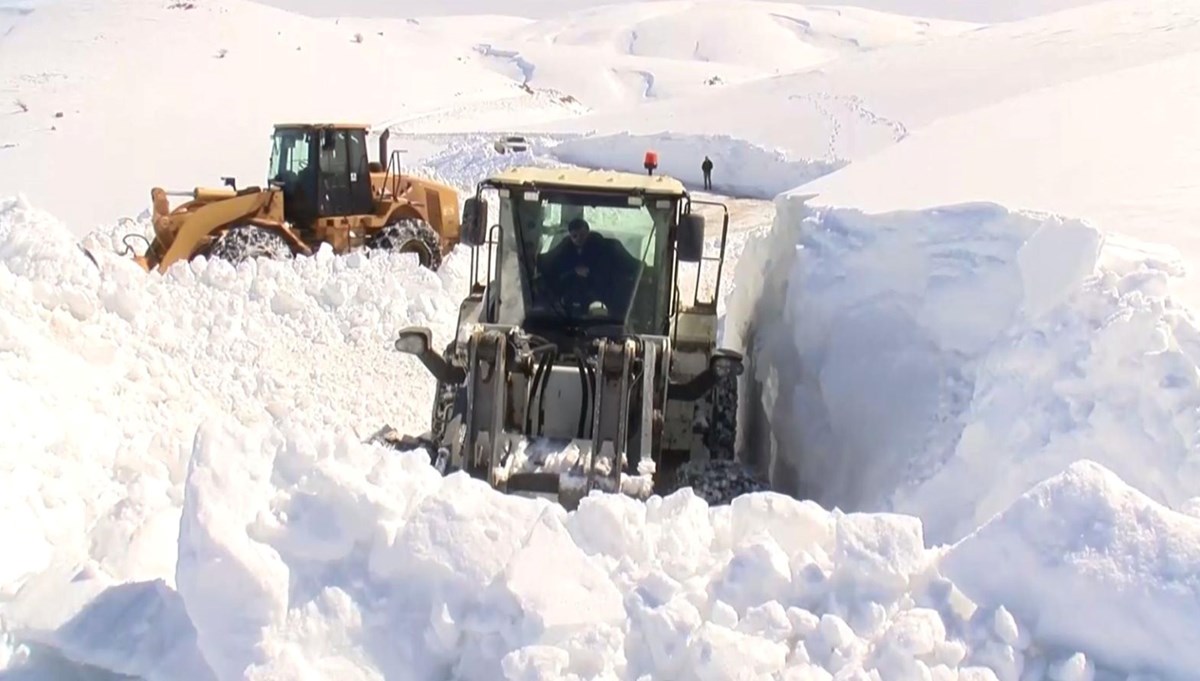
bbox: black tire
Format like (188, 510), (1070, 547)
(669, 368), (770, 506)
(367, 217), (443, 270)
(672, 458), (771, 507)
(206, 225), (294, 265)
(706, 371), (738, 461)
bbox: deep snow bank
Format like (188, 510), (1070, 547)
(0, 194), (470, 671)
(5, 198), (1200, 680)
(30, 419), (1200, 681)
(724, 193), (1200, 546)
(550, 131), (845, 199)
(64, 416), (1196, 681)
(941, 459), (1200, 681)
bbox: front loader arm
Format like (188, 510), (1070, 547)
(141, 187), (282, 273)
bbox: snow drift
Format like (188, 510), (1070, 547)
(5, 192), (1200, 680)
(725, 192), (1200, 547)
(551, 131), (845, 199)
(465, 1), (971, 108)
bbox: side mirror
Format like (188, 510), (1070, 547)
(395, 326), (432, 356)
(461, 197), (488, 247)
(678, 213), (706, 263)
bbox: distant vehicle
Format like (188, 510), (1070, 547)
(493, 135), (530, 154)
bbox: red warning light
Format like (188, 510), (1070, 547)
(643, 150), (658, 174)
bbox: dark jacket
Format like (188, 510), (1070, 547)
(539, 233), (641, 308)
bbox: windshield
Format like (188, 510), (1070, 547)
(494, 188), (676, 335)
(268, 128), (313, 184)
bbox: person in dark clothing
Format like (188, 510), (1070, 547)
(701, 156), (713, 190)
(538, 217), (641, 315)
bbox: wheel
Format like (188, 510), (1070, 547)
(706, 370), (738, 461)
(206, 225), (294, 264)
(671, 458), (771, 507)
(663, 364), (770, 506)
(367, 217), (444, 270)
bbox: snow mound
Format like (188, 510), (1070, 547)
(0, 193), (467, 614)
(725, 194), (1200, 545)
(468, 1), (968, 107)
(31, 419), (1190, 681)
(941, 459), (1200, 681)
(551, 131), (845, 198)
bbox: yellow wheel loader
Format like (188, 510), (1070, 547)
(371, 165), (770, 509)
(118, 123), (461, 273)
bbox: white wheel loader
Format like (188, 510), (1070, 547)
(373, 166), (768, 508)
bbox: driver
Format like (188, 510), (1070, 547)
(538, 217), (640, 311)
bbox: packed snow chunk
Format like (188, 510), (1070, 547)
(878, 607), (948, 660)
(643, 488), (720, 581)
(940, 460), (1200, 680)
(736, 601), (793, 643)
(449, 509), (628, 679)
(501, 645), (571, 681)
(625, 591), (704, 678)
(710, 534), (792, 614)
(1015, 217), (1104, 318)
(685, 622), (789, 680)
(175, 420), (291, 680)
(729, 492), (836, 561)
(566, 491), (653, 564)
(550, 131), (845, 199)
(832, 511), (930, 602)
(807, 613), (868, 673)
(494, 508), (626, 635)
(41, 579), (214, 681)
(372, 471), (555, 592)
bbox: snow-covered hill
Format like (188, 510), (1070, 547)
(542, 0), (1200, 162)
(0, 0), (573, 233)
(458, 1), (974, 109)
(3, 0), (1200, 678)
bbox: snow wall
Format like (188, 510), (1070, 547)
(724, 192), (1200, 545)
(550, 131), (846, 199)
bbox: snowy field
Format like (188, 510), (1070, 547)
(4, 0), (1200, 679)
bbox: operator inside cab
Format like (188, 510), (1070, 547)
(537, 217), (641, 316)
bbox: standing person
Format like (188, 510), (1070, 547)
(701, 156), (713, 190)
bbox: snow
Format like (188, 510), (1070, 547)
(940, 460), (1200, 681)
(797, 47), (1200, 307)
(724, 197), (1200, 546)
(457, 1), (972, 109)
(552, 131), (845, 200)
(539, 0), (1200, 165)
(5, 0), (1200, 679)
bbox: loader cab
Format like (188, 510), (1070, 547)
(268, 124), (375, 229)
(469, 177), (685, 340)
